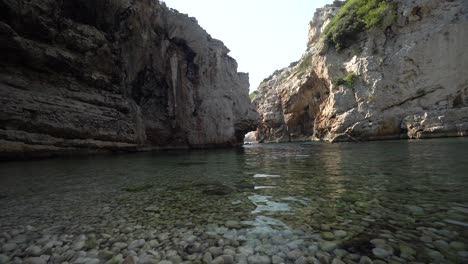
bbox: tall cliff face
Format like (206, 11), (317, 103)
(0, 0), (259, 159)
(254, 0), (468, 143)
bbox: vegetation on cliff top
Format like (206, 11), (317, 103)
(323, 0), (397, 50)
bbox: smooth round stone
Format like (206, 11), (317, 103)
(86, 259), (100, 264)
(333, 249), (348, 257)
(287, 240), (304, 250)
(23, 257), (46, 264)
(333, 230), (347, 238)
(437, 229), (457, 239)
(74, 257), (91, 264)
(427, 250), (444, 260)
(139, 255), (159, 264)
(321, 232), (335, 241)
(107, 254), (124, 264)
(182, 235), (197, 243)
(157, 233), (170, 241)
(238, 246), (254, 255)
(458, 251), (468, 258)
(113, 242), (128, 250)
(221, 255), (234, 264)
(9, 230), (21, 237)
(270, 236), (285, 245)
(359, 256), (374, 264)
(399, 244), (416, 256)
(307, 245), (318, 256)
(406, 205), (425, 215)
(10, 234), (28, 244)
(212, 256), (225, 264)
(345, 254), (360, 260)
(225, 221), (240, 228)
(420, 236), (432, 243)
(370, 239), (386, 247)
(373, 260), (386, 264)
(26, 226), (36, 232)
(379, 233), (393, 239)
(372, 248), (390, 259)
(0, 254), (11, 264)
(186, 243), (202, 254)
(149, 240), (160, 247)
(26, 245), (42, 256)
(332, 258), (346, 264)
(144, 206), (160, 212)
(158, 261), (172, 264)
(128, 239), (145, 249)
(121, 227), (134, 233)
(305, 256), (320, 264)
(433, 240), (449, 249)
(223, 248), (236, 256)
(209, 247), (224, 257)
(320, 241), (338, 252)
(72, 237), (86, 250)
(286, 250), (303, 260)
(247, 254), (271, 264)
(166, 250), (178, 257)
(1, 243), (17, 252)
(148, 250), (161, 257)
(203, 252), (213, 263)
(169, 255), (182, 264)
(271, 255), (284, 264)
(295, 256), (307, 264)
(316, 252), (329, 264)
(321, 225), (331, 231)
(450, 241), (466, 251)
(98, 250), (114, 260)
(377, 244), (394, 255)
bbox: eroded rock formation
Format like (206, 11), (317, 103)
(253, 0), (468, 143)
(0, 0), (259, 159)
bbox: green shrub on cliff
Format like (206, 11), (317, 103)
(332, 72), (358, 88)
(249, 91), (258, 101)
(323, 0), (397, 50)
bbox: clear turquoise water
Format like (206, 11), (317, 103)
(0, 138), (467, 263)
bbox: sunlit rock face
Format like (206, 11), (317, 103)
(0, 0), (259, 159)
(254, 0), (468, 142)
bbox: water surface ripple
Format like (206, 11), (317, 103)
(0, 138), (467, 263)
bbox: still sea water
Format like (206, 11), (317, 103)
(0, 138), (468, 263)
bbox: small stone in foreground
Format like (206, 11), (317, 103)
(23, 257), (46, 264)
(0, 255), (11, 264)
(247, 254), (271, 264)
(372, 247), (390, 259)
(1, 243), (17, 252)
(320, 241), (338, 252)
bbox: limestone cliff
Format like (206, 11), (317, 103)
(253, 0), (468, 143)
(0, 0), (259, 159)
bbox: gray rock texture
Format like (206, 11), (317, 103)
(0, 0), (259, 159)
(253, 0), (468, 143)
